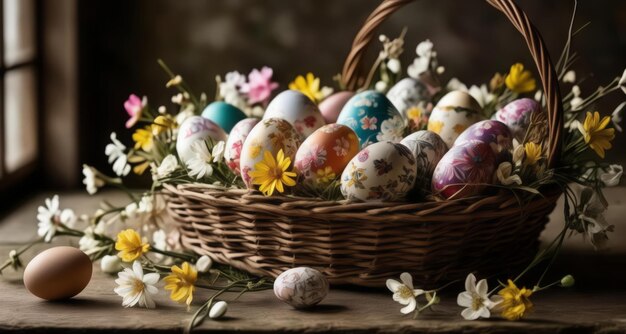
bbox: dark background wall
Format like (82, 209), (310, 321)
(77, 0), (626, 178)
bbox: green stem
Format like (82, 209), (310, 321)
(149, 247), (197, 262)
(0, 238), (44, 272)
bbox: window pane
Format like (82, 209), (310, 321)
(4, 67), (37, 173)
(3, 0), (36, 66)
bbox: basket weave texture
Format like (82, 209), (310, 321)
(164, 0), (565, 287)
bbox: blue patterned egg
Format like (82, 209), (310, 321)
(239, 118), (301, 188)
(432, 142), (495, 199)
(427, 91), (484, 148)
(493, 98), (541, 142)
(340, 141), (416, 201)
(454, 120), (513, 164)
(337, 90), (405, 148)
(387, 77), (431, 118)
(201, 101), (247, 133)
(263, 90), (326, 139)
(176, 116), (227, 163)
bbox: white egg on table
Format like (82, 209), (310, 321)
(273, 267), (329, 309)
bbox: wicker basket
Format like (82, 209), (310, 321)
(164, 0), (564, 288)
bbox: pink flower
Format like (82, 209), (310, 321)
(124, 94), (146, 128)
(361, 116), (377, 130)
(240, 67), (279, 105)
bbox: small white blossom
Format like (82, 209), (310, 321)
(563, 70), (576, 83)
(186, 141), (214, 179)
(386, 272), (425, 314)
(534, 90), (543, 103)
(376, 115), (405, 142)
(446, 78), (468, 92)
(171, 93), (184, 105)
(156, 155), (178, 178)
(496, 162), (522, 185)
(212, 141), (226, 163)
(101, 255), (123, 274)
(79, 227), (101, 255)
(469, 85), (495, 108)
(407, 56), (430, 79)
(436, 66), (445, 74)
(105, 133), (131, 176)
(457, 273), (501, 320)
(374, 80), (388, 92)
(114, 261), (160, 309)
(158, 106), (167, 114)
(568, 119), (582, 133)
(611, 101), (626, 132)
(387, 58), (401, 74)
(37, 195), (60, 242)
(59, 208), (77, 228)
(598, 164), (623, 187)
(570, 85), (583, 111)
(196, 255), (213, 273)
(415, 39), (433, 58)
(619, 69), (626, 95)
(82, 164), (105, 195)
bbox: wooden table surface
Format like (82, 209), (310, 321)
(0, 189), (625, 333)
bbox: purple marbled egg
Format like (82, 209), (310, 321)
(454, 120), (512, 164)
(493, 98), (541, 141)
(432, 141), (496, 199)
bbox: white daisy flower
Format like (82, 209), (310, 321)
(186, 141), (214, 179)
(386, 272), (425, 314)
(114, 260), (160, 309)
(82, 164), (105, 195)
(37, 195), (60, 242)
(156, 155), (178, 178)
(105, 132), (131, 176)
(457, 273), (501, 320)
(212, 141), (226, 163)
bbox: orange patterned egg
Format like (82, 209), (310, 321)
(294, 124), (359, 186)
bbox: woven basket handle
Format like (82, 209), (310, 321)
(341, 0), (563, 168)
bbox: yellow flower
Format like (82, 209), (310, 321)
(577, 111), (615, 158)
(524, 142), (542, 165)
(427, 120), (444, 134)
(288, 73), (331, 103)
(505, 63), (536, 93)
(249, 149), (297, 196)
(164, 262), (197, 308)
(152, 115), (176, 136)
(248, 144), (262, 159)
(115, 229), (150, 262)
(498, 280), (533, 321)
(132, 126), (154, 152)
(315, 166), (336, 184)
(406, 106), (422, 120)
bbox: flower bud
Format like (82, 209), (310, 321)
(101, 255), (123, 274)
(209, 301), (228, 319)
(560, 275), (575, 288)
(195, 255), (213, 273)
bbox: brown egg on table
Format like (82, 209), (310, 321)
(23, 246), (92, 301)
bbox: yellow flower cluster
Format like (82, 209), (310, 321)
(132, 115), (177, 152)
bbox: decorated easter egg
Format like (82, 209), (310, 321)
(176, 116), (228, 163)
(263, 90), (326, 138)
(318, 91), (354, 123)
(294, 124), (360, 186)
(23, 246), (92, 300)
(201, 101), (247, 133)
(427, 91), (484, 148)
(494, 98), (541, 141)
(337, 90), (405, 148)
(341, 141), (417, 201)
(400, 130), (448, 176)
(454, 120), (513, 164)
(224, 118), (259, 174)
(273, 267), (329, 309)
(239, 118), (301, 187)
(387, 77), (431, 118)
(432, 142), (496, 199)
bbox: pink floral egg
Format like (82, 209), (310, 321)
(318, 91), (354, 124)
(340, 141), (417, 201)
(224, 118), (259, 175)
(295, 124), (359, 187)
(176, 116), (227, 163)
(454, 120), (513, 164)
(263, 90), (326, 139)
(493, 98), (541, 141)
(239, 118), (301, 188)
(432, 142), (496, 199)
